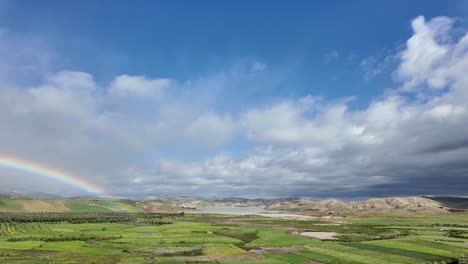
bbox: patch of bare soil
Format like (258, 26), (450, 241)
(143, 204), (163, 213)
(255, 212), (319, 220)
(299, 231), (339, 240)
(143, 203), (182, 213)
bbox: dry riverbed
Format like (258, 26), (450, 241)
(299, 231), (340, 240)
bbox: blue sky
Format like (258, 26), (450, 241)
(1, 1), (468, 198)
(3, 1), (466, 101)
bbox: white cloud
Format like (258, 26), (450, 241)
(1, 16), (468, 198)
(241, 97), (363, 149)
(108, 75), (171, 97)
(426, 104), (466, 120)
(125, 15), (468, 197)
(396, 16), (464, 90)
(185, 112), (237, 147)
(360, 53), (395, 80)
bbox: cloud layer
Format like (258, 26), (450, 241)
(1, 16), (468, 198)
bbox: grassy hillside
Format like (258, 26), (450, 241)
(0, 198), (140, 213)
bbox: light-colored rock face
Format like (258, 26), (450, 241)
(267, 197), (448, 213)
(318, 199), (353, 211)
(352, 197), (445, 212)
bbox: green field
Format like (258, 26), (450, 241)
(0, 211), (467, 263)
(0, 198), (140, 213)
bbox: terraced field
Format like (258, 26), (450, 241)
(0, 212), (466, 263)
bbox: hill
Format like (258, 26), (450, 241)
(0, 190), (63, 199)
(142, 195), (467, 213)
(0, 197), (140, 213)
(1, 195), (467, 213)
(266, 197), (451, 213)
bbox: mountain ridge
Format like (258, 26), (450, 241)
(266, 196), (450, 213)
(0, 192), (466, 213)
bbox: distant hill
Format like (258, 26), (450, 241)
(266, 197), (453, 213)
(0, 197), (140, 213)
(0, 190), (63, 200)
(143, 195), (467, 213)
(1, 194), (467, 214)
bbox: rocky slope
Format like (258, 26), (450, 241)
(1, 193), (464, 213)
(267, 197), (449, 213)
(146, 195), (462, 213)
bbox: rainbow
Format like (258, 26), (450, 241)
(0, 156), (108, 198)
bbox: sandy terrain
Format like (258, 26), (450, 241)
(300, 231), (339, 240)
(255, 212), (319, 220)
(195, 206), (318, 220)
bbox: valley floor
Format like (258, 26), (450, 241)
(0, 212), (467, 263)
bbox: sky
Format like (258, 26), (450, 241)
(0, 1), (468, 199)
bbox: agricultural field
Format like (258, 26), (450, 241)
(0, 211), (466, 263)
(0, 198), (140, 213)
